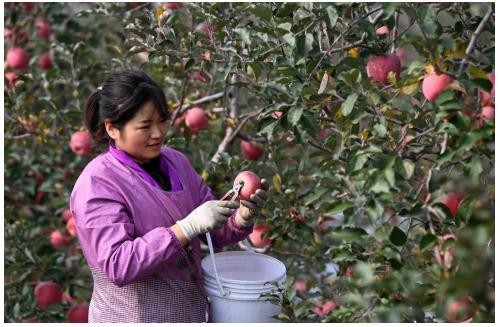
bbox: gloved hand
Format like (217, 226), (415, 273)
(235, 179), (269, 227)
(177, 200), (239, 240)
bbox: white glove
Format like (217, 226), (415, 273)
(177, 200), (239, 241)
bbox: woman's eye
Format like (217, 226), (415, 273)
(139, 125), (150, 129)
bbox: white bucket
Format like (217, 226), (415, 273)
(201, 251), (286, 323)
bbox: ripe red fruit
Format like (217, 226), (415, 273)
(34, 281), (63, 308)
(62, 209), (73, 222)
(375, 25), (389, 35)
(66, 217), (76, 236)
(6, 47), (29, 70)
(50, 230), (71, 249)
(70, 131), (93, 156)
(314, 300), (337, 317)
(185, 107), (208, 133)
(162, 2), (183, 10)
(292, 280), (308, 294)
(481, 105), (494, 120)
(366, 54), (401, 84)
(195, 22), (214, 37)
(38, 52), (53, 70)
(441, 192), (463, 217)
(67, 304), (89, 323)
(22, 2), (35, 13)
(240, 140), (264, 161)
(66, 217), (77, 237)
(422, 73), (455, 102)
(36, 17), (52, 39)
(5, 72), (19, 90)
(234, 171), (261, 201)
(446, 296), (475, 322)
(248, 223), (271, 248)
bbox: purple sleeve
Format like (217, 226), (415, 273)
(71, 176), (181, 287)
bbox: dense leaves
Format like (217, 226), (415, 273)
(4, 2), (494, 323)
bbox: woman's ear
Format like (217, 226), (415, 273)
(104, 119), (119, 141)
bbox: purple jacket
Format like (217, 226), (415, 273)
(70, 146), (252, 287)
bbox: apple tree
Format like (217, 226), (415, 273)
(4, 2), (494, 323)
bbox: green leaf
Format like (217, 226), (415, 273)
(384, 167), (395, 188)
(331, 227), (368, 242)
(374, 224), (392, 242)
(277, 22), (292, 31)
(282, 32), (296, 47)
(325, 201), (352, 215)
(234, 27), (251, 45)
(370, 177), (390, 193)
(318, 72), (329, 94)
(420, 233), (437, 250)
(296, 32), (314, 58)
(396, 159), (415, 180)
(252, 4), (273, 22)
(341, 93), (359, 116)
(456, 128), (494, 153)
(184, 58), (195, 72)
(388, 97), (415, 113)
(389, 226), (407, 246)
(287, 106), (304, 126)
(303, 187), (329, 206)
(324, 6), (339, 28)
(434, 90), (455, 105)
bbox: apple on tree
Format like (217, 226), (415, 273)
(36, 17), (52, 39)
(375, 25), (389, 35)
(248, 223), (272, 248)
(441, 192), (463, 217)
(50, 230), (71, 249)
(240, 140), (264, 161)
(366, 54), (401, 84)
(67, 304), (89, 323)
(422, 73), (455, 102)
(184, 107), (208, 134)
(66, 217), (77, 237)
(233, 170), (262, 201)
(70, 130), (93, 156)
(446, 296), (475, 322)
(6, 47), (29, 70)
(38, 52), (53, 70)
(314, 300), (337, 317)
(34, 281), (63, 308)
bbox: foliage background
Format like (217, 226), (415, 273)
(4, 2), (495, 323)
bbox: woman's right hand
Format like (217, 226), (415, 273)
(176, 200), (239, 241)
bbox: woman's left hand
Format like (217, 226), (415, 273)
(235, 179), (269, 227)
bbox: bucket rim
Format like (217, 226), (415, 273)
(201, 251), (286, 285)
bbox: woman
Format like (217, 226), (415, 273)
(70, 69), (268, 323)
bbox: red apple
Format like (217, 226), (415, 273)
(376, 25), (389, 35)
(248, 223), (272, 248)
(22, 2), (35, 13)
(446, 296), (475, 323)
(240, 140), (264, 161)
(185, 107), (208, 133)
(314, 300), (337, 317)
(162, 2), (183, 10)
(195, 22), (214, 37)
(345, 266), (354, 278)
(67, 304), (89, 323)
(441, 192), (463, 217)
(6, 47), (29, 70)
(70, 130), (93, 156)
(5, 72), (19, 90)
(38, 52), (53, 70)
(36, 17), (52, 39)
(66, 217), (77, 237)
(318, 129), (329, 138)
(50, 230), (71, 249)
(233, 171), (261, 201)
(366, 54), (401, 84)
(293, 280), (308, 294)
(422, 73), (455, 102)
(34, 281), (63, 308)
(62, 209), (73, 222)
(481, 105), (494, 120)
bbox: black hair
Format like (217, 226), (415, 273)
(84, 69), (170, 145)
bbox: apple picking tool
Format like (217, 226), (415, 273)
(205, 181), (245, 296)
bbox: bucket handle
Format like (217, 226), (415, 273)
(205, 232), (228, 297)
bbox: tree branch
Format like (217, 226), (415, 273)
(457, 5), (494, 78)
(307, 6), (383, 82)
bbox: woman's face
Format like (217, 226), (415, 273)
(107, 101), (168, 164)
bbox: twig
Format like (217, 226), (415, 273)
(170, 91), (225, 126)
(258, 21), (315, 60)
(307, 6), (383, 81)
(328, 33), (367, 54)
(391, 11), (399, 53)
(6, 133), (33, 140)
(457, 5), (493, 78)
